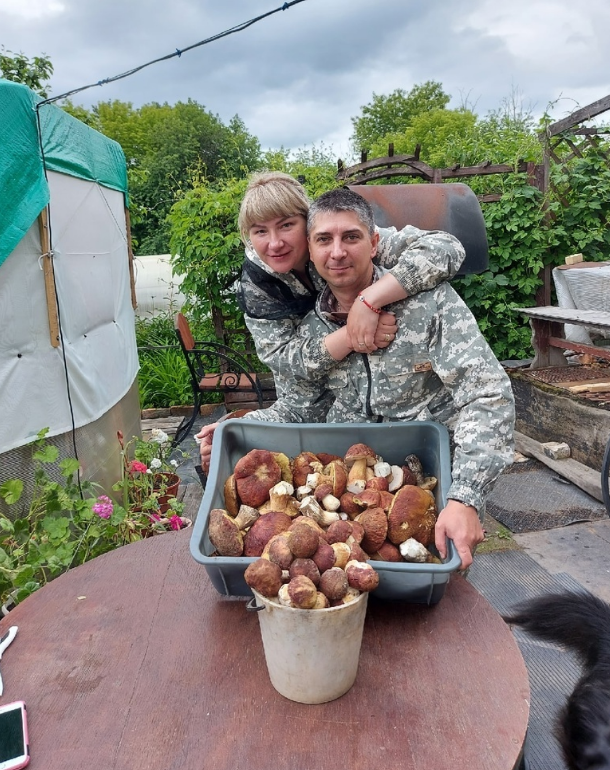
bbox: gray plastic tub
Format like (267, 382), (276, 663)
(190, 421), (461, 604)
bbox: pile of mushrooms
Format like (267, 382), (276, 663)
(208, 442), (442, 607)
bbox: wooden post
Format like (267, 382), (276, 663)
(38, 207), (60, 348)
(124, 207), (138, 310)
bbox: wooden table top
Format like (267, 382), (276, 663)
(0, 531), (529, 770)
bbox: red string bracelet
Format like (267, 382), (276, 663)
(357, 293), (382, 315)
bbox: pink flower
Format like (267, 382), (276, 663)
(169, 515), (183, 531)
(149, 513), (162, 522)
(128, 460), (148, 474)
(93, 495), (113, 519)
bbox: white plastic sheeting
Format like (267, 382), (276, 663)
(553, 263), (610, 344)
(133, 254), (186, 317)
(0, 171), (138, 454)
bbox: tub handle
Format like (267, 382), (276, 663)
(246, 597), (265, 612)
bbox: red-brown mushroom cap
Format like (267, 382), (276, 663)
(292, 451), (321, 488)
(208, 508), (244, 557)
(387, 485), (437, 547)
(343, 443), (377, 467)
(324, 459), (348, 497)
(234, 449), (281, 508)
(243, 510), (292, 557)
(356, 506), (388, 555)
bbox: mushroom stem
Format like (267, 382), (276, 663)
(346, 458), (367, 493)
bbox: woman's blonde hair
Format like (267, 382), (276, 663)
(238, 171), (310, 241)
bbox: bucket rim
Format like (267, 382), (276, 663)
(251, 588), (368, 614)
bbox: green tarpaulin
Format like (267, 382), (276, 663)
(0, 80), (128, 268)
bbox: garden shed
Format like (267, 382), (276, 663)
(0, 80), (140, 502)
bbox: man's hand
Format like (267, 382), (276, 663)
(434, 500), (484, 571)
(346, 305), (397, 353)
(373, 312), (397, 349)
(195, 422), (218, 473)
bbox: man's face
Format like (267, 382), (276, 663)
(308, 210), (379, 293)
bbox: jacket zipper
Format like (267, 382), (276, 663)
(361, 355), (382, 422)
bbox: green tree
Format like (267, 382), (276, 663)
(0, 48), (53, 97)
(62, 99), (262, 254)
(351, 81), (450, 152)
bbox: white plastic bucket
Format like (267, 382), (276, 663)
(251, 590), (368, 704)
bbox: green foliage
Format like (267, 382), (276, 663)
(0, 430), (138, 606)
(62, 98), (261, 254)
(135, 313), (222, 409)
(351, 81), (450, 152)
(455, 180), (548, 360)
(0, 47), (53, 97)
(169, 175), (248, 325)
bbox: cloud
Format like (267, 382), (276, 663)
(1, 0), (609, 152)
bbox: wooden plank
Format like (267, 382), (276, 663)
(510, 372), (610, 470)
(38, 208), (60, 348)
(544, 94), (610, 137)
(567, 381), (610, 393)
(514, 430), (603, 502)
(516, 306), (610, 329)
(125, 207), (138, 310)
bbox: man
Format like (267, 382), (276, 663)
(200, 188), (515, 569)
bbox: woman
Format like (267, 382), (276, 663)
(197, 171), (465, 460)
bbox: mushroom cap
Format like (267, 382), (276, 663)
(243, 510), (292, 557)
(292, 451), (321, 488)
(339, 491), (365, 519)
(324, 459), (348, 497)
(368, 540), (403, 562)
(318, 567), (349, 602)
(312, 537), (336, 573)
(353, 489), (381, 509)
(365, 475), (389, 492)
(356, 506), (388, 554)
(264, 533), (294, 569)
(288, 574), (318, 609)
(325, 519), (353, 545)
(345, 560), (380, 592)
(287, 523), (320, 559)
(208, 508), (244, 557)
(387, 485), (437, 547)
(234, 449), (282, 508)
(245, 558), (283, 598)
(289, 558), (321, 586)
(223, 474), (240, 517)
(344, 443), (377, 467)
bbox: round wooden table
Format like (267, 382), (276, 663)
(0, 531), (529, 770)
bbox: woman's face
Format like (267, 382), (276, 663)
(248, 214), (309, 274)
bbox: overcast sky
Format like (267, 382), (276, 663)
(2, 0), (610, 159)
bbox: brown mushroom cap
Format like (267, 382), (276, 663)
(356, 506), (388, 554)
(387, 485), (437, 547)
(234, 449), (281, 508)
(292, 451), (321, 488)
(264, 533), (294, 569)
(325, 519), (353, 545)
(318, 567), (349, 602)
(339, 491), (365, 519)
(243, 510), (292, 557)
(324, 460), (348, 497)
(245, 558), (283, 597)
(312, 537), (336, 573)
(208, 508), (244, 557)
(353, 489), (381, 509)
(289, 558), (321, 586)
(288, 574), (319, 609)
(344, 443), (377, 467)
(345, 560), (380, 592)
(365, 476), (389, 492)
(368, 540), (403, 562)
(223, 474), (240, 517)
(287, 524), (320, 558)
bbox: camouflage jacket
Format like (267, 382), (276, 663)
(246, 270), (515, 514)
(240, 225), (466, 415)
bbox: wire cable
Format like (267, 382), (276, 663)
(37, 0), (309, 106)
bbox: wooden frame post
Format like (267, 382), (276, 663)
(38, 207), (60, 348)
(124, 207), (138, 310)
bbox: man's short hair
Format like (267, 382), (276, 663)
(307, 187), (376, 237)
(238, 172), (310, 241)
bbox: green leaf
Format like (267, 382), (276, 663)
(0, 479), (23, 504)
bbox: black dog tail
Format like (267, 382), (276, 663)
(504, 590), (610, 668)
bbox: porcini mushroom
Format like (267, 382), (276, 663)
(208, 508), (244, 557)
(344, 443), (377, 494)
(234, 449), (282, 508)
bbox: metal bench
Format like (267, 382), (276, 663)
(173, 312), (276, 445)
